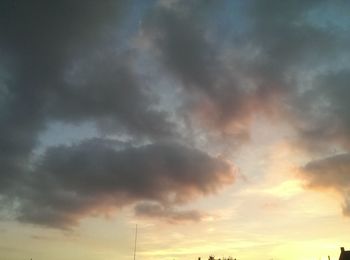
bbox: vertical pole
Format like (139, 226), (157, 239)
(133, 224), (138, 260)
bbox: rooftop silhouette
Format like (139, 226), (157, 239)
(339, 247), (350, 260)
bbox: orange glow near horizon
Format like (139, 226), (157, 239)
(1, 1), (350, 259)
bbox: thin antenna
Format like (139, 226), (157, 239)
(133, 224), (138, 260)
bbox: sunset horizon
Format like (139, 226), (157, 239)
(1, 1), (350, 260)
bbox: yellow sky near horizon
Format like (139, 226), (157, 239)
(2, 1), (350, 259)
(1, 120), (349, 260)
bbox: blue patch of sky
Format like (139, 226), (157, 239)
(287, 2), (350, 92)
(114, 0), (156, 53)
(0, 57), (16, 121)
(201, 0), (253, 46)
(35, 121), (98, 155)
(304, 2), (350, 32)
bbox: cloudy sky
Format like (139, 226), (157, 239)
(1, 0), (350, 259)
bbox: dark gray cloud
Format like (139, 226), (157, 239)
(48, 52), (176, 139)
(246, 0), (350, 151)
(301, 153), (350, 216)
(0, 1), (176, 194)
(281, 68), (350, 155)
(142, 1), (257, 140)
(141, 0), (349, 145)
(144, 2), (218, 91)
(12, 139), (233, 228)
(0, 1), (235, 229)
(300, 70), (350, 150)
(141, 0), (350, 216)
(1, 0), (350, 228)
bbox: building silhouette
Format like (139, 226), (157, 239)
(339, 247), (350, 260)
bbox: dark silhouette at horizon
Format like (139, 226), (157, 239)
(195, 247), (350, 260)
(339, 247), (350, 260)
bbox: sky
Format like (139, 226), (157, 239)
(0, 0), (350, 260)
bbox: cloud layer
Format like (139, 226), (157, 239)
(301, 153), (350, 216)
(12, 140), (233, 228)
(1, 0), (350, 228)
